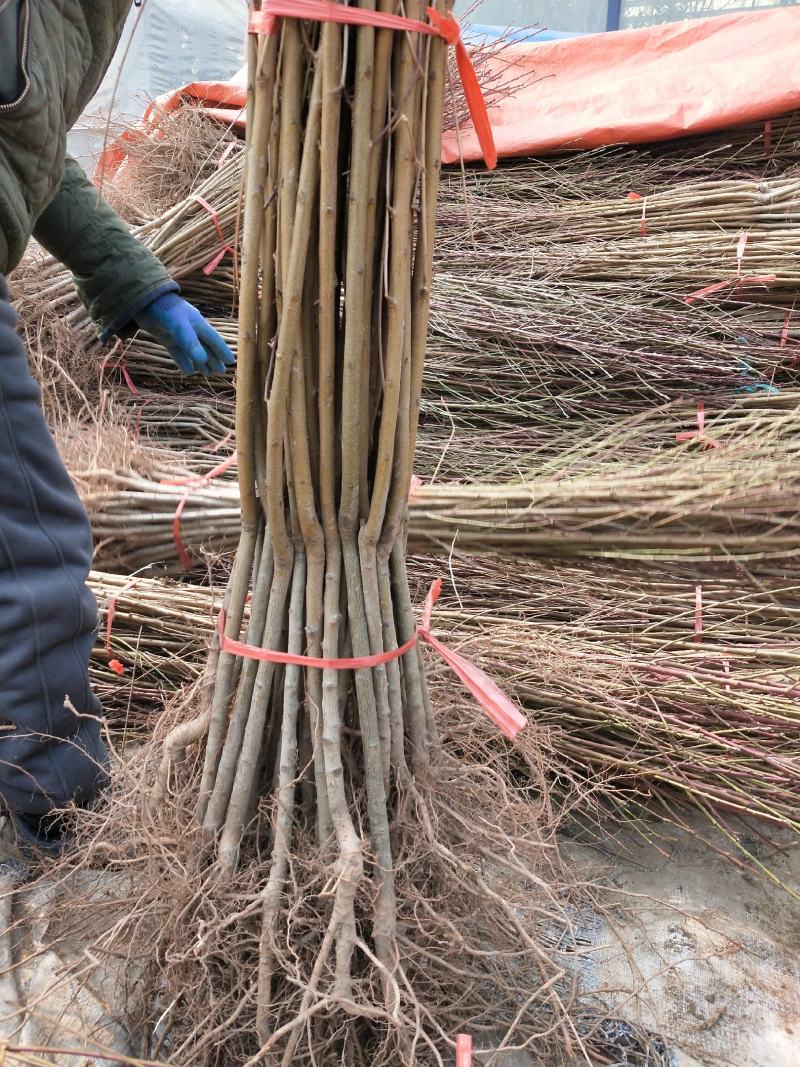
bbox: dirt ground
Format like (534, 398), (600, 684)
(0, 811), (796, 1066)
(568, 816), (800, 1067)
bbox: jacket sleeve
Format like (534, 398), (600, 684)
(32, 156), (178, 339)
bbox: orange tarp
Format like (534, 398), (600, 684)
(443, 7), (800, 162)
(97, 6), (800, 181)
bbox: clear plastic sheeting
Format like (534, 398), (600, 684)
(620, 0), (800, 30)
(67, 0), (247, 174)
(453, 0), (608, 34)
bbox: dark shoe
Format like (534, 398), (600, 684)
(7, 810), (72, 859)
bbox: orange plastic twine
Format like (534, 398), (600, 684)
(218, 578), (526, 741)
(161, 451), (239, 570)
(675, 401), (720, 450)
(248, 1), (497, 169)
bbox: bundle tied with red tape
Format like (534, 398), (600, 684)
(140, 5), (564, 1064)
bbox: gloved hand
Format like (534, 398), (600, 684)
(135, 293), (235, 375)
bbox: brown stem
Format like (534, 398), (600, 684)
(319, 11), (364, 997)
(238, 31), (276, 532)
(195, 535), (256, 822)
(256, 551), (304, 1043)
(337, 1), (404, 993)
(288, 233), (331, 842)
(217, 42), (323, 873)
(391, 538), (438, 771)
(408, 0), (449, 464)
(203, 539), (274, 837)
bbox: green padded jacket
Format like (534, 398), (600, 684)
(0, 0), (175, 332)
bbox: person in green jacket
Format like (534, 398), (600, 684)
(0, 0), (234, 854)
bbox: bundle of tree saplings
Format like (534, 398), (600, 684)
(101, 276), (797, 427)
(110, 388), (590, 484)
(86, 9), (639, 1065)
(100, 104), (243, 225)
(88, 570), (220, 727)
(438, 110), (800, 206)
(508, 229), (800, 290)
(14, 109), (800, 433)
(89, 554), (800, 885)
(93, 555), (800, 705)
(80, 395), (800, 573)
(437, 175), (800, 250)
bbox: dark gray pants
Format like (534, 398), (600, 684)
(0, 275), (106, 818)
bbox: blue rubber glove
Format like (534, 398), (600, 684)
(135, 293), (235, 375)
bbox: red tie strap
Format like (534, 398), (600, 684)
(684, 274), (776, 304)
(626, 192), (647, 237)
(102, 339), (139, 395)
(217, 141), (238, 169)
(675, 402), (720, 451)
(192, 194), (235, 275)
(456, 1034), (472, 1067)
(161, 451), (239, 570)
(201, 429), (235, 454)
(781, 309), (792, 349)
(217, 578), (526, 741)
(134, 396), (155, 441)
(736, 231), (748, 276)
(780, 306), (800, 366)
(248, 1), (497, 170)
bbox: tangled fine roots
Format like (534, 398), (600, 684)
(46, 686), (666, 1067)
(9, 250), (103, 428)
(99, 105), (243, 226)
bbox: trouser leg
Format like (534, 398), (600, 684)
(0, 274), (107, 818)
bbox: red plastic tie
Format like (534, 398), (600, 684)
(134, 396), (154, 441)
(456, 1035), (472, 1067)
(736, 231), (748, 277)
(162, 451), (238, 570)
(684, 274), (776, 305)
(248, 1), (497, 170)
(408, 473), (423, 498)
(218, 609), (417, 670)
(172, 494), (194, 571)
(105, 576), (141, 657)
(201, 429), (235, 453)
(675, 401), (720, 451)
(781, 309), (792, 348)
(102, 339), (139, 395)
(192, 194), (234, 275)
(218, 578), (526, 741)
(694, 584), (703, 643)
(626, 191), (647, 233)
(217, 141), (238, 168)
(161, 451), (238, 489)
